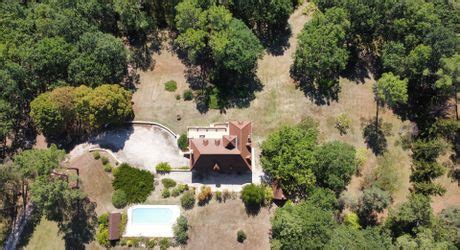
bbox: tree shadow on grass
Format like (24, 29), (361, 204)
(16, 207), (42, 248)
(61, 198), (97, 250)
(260, 26), (292, 56)
(362, 118), (388, 155)
(185, 67), (263, 113)
(294, 78), (340, 106)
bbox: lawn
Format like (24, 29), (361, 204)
(131, 3), (415, 208)
(67, 152), (116, 215)
(185, 199), (272, 250)
(25, 218), (64, 250)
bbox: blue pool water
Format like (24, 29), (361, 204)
(132, 208), (173, 224)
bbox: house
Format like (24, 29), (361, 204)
(186, 121), (253, 173)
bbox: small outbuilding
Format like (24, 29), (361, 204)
(108, 212), (121, 241)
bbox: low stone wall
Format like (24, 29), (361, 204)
(88, 147), (122, 164)
(127, 121), (178, 138)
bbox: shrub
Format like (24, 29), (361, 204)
(171, 188), (181, 197)
(263, 185), (274, 206)
(98, 213), (109, 228)
(103, 163), (112, 172)
(120, 212), (128, 234)
(183, 89), (193, 101)
(147, 239), (156, 248)
(162, 178), (177, 189)
(164, 80), (177, 92)
(175, 94), (181, 100)
(343, 212), (361, 229)
(177, 134), (189, 151)
(209, 93), (219, 109)
(112, 189), (128, 208)
(101, 156), (109, 165)
(112, 163), (154, 203)
(93, 151), (101, 160)
(174, 216), (189, 245)
(335, 114), (351, 135)
(215, 191), (222, 202)
(197, 186), (212, 205)
(162, 188), (171, 198)
(241, 184), (265, 207)
(223, 189), (231, 201)
(237, 230), (246, 243)
(181, 191), (195, 209)
(159, 238), (170, 250)
(156, 162), (172, 173)
(355, 147), (368, 174)
(96, 228), (110, 247)
(177, 184), (189, 193)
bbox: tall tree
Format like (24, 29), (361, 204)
(260, 125), (318, 199)
(312, 141), (357, 193)
(68, 32), (128, 87)
(227, 0), (293, 39)
(436, 54), (460, 120)
(410, 139), (446, 196)
(271, 200), (337, 249)
(290, 7), (350, 102)
(373, 72), (408, 125)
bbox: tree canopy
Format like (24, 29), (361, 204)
(291, 7), (350, 103)
(260, 125), (318, 199)
(30, 84), (133, 139)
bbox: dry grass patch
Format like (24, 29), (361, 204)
(67, 152), (116, 215)
(185, 199), (272, 250)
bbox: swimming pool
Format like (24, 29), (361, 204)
(132, 207), (173, 224)
(124, 205), (181, 237)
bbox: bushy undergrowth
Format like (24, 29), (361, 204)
(112, 163), (154, 204)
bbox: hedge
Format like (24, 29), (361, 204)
(112, 163), (154, 203)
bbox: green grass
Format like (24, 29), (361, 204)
(26, 218), (64, 250)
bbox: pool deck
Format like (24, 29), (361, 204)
(124, 205), (181, 238)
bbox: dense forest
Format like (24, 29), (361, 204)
(0, 0), (459, 249)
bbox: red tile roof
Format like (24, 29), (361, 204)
(189, 121), (252, 172)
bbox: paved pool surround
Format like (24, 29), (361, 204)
(124, 205), (181, 237)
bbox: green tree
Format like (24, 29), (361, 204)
(373, 72), (408, 130)
(173, 216), (189, 245)
(0, 100), (14, 145)
(83, 84), (133, 130)
(385, 193), (433, 237)
(410, 139), (446, 196)
(325, 226), (394, 250)
(312, 141), (357, 193)
(358, 186), (391, 226)
(175, 1), (263, 87)
(260, 125), (318, 199)
(271, 201), (337, 249)
(27, 37), (76, 90)
(291, 7), (349, 102)
(68, 32), (128, 87)
(113, 0), (156, 44)
(306, 187), (338, 211)
(227, 0), (293, 39)
(241, 184), (265, 207)
(436, 54), (460, 120)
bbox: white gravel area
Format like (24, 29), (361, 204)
(69, 125), (188, 172)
